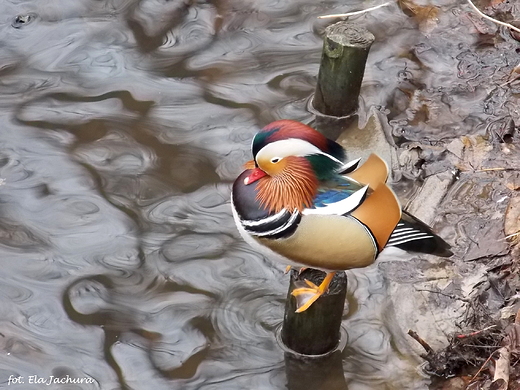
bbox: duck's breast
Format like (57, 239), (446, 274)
(257, 214), (378, 271)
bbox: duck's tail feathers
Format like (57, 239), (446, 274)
(386, 211), (453, 257)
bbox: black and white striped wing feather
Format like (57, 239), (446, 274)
(385, 211), (453, 256)
(386, 222), (434, 246)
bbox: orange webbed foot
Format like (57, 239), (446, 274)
(291, 272), (336, 313)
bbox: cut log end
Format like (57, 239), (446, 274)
(325, 22), (375, 48)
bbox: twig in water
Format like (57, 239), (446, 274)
(318, 2), (391, 19)
(466, 0), (520, 34)
(408, 329), (434, 354)
(474, 167), (519, 173)
(505, 231), (520, 240)
(456, 325), (497, 339)
(468, 349), (499, 385)
(500, 64), (520, 87)
(415, 288), (469, 302)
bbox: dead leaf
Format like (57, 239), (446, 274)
(491, 347), (510, 389)
(504, 197), (520, 238)
(490, 377), (508, 390)
(397, 0), (440, 34)
(503, 322), (520, 351)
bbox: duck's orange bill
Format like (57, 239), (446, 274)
(244, 168), (267, 185)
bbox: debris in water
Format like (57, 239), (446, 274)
(11, 14), (35, 29)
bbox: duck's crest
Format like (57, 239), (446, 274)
(252, 120), (345, 162)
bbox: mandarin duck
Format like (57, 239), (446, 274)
(231, 120), (452, 312)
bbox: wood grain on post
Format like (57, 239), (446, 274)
(281, 269), (347, 356)
(313, 22), (375, 118)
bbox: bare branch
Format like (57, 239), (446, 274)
(318, 2), (391, 19)
(466, 0), (520, 34)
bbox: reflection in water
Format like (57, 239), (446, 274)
(0, 0), (514, 388)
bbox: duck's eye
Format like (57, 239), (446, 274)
(271, 157), (281, 164)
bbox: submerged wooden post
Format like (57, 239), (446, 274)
(281, 269), (347, 356)
(313, 22), (375, 118)
(285, 350), (349, 390)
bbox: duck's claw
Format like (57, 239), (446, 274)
(291, 272), (336, 313)
(291, 286), (323, 312)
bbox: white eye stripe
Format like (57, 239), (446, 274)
(257, 139), (319, 160)
(256, 138), (342, 164)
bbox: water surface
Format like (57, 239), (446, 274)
(1, 0), (518, 389)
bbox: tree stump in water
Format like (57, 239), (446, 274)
(312, 21), (375, 140)
(313, 21), (375, 118)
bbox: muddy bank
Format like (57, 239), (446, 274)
(339, 0), (520, 386)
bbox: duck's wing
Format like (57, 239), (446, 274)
(386, 211), (453, 256)
(346, 153), (389, 187)
(336, 157), (361, 174)
(303, 154), (398, 228)
(350, 180), (401, 251)
(303, 176), (369, 216)
(257, 176), (396, 271)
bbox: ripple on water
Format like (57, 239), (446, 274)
(0, 280), (33, 305)
(74, 131), (158, 175)
(129, 0), (192, 39)
(144, 184), (233, 233)
(342, 268), (428, 389)
(138, 5), (216, 71)
(155, 255), (287, 389)
(161, 233), (234, 263)
(65, 273), (215, 389)
(16, 94), (141, 126)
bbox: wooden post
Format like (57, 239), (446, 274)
(311, 22), (375, 140)
(281, 269), (347, 356)
(313, 22), (375, 117)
